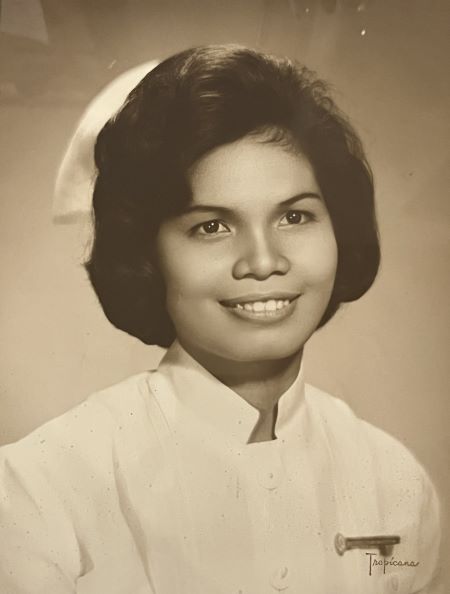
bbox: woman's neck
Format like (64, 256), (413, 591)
(179, 341), (303, 416)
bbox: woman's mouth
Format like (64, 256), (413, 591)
(232, 298), (290, 313)
(220, 295), (299, 322)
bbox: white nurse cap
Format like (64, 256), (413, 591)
(53, 60), (159, 223)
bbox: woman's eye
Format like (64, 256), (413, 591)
(279, 210), (311, 226)
(194, 220), (229, 236)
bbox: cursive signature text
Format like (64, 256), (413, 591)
(366, 552), (419, 576)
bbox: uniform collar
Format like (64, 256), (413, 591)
(157, 340), (306, 445)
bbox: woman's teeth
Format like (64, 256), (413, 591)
(233, 299), (290, 313)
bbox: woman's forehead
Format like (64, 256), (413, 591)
(188, 137), (320, 209)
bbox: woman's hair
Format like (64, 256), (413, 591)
(85, 44), (380, 347)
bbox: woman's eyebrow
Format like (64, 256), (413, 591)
(279, 192), (322, 207)
(181, 204), (234, 216)
(182, 192), (322, 216)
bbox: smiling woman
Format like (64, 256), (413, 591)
(0, 45), (442, 594)
(156, 137), (338, 369)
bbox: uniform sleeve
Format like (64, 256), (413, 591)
(0, 446), (81, 594)
(412, 469), (443, 594)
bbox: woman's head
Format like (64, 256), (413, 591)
(86, 44), (380, 350)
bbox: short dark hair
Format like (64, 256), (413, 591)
(85, 44), (380, 347)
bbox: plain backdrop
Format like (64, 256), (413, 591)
(1, 0), (449, 587)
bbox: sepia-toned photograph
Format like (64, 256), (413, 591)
(0, 1), (448, 592)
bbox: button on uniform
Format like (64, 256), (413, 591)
(257, 468), (283, 490)
(249, 442), (284, 491)
(270, 566), (290, 591)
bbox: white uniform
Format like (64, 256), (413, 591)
(0, 341), (442, 593)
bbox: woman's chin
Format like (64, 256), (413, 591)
(216, 339), (304, 364)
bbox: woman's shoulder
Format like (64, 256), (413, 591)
(0, 371), (164, 589)
(0, 370), (157, 472)
(303, 382), (438, 506)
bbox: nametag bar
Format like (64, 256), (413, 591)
(335, 533), (401, 557)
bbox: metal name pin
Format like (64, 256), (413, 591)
(335, 533), (401, 557)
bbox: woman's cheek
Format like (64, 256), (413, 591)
(293, 241), (337, 287)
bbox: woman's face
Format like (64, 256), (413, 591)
(156, 136), (338, 363)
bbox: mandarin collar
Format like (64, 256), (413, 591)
(157, 341), (306, 445)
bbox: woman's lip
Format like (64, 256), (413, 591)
(220, 292), (300, 307)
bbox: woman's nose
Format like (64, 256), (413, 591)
(232, 230), (290, 280)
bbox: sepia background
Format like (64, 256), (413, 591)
(1, 0), (449, 587)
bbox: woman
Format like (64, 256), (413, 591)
(0, 45), (442, 593)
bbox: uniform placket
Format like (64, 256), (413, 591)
(242, 438), (297, 593)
